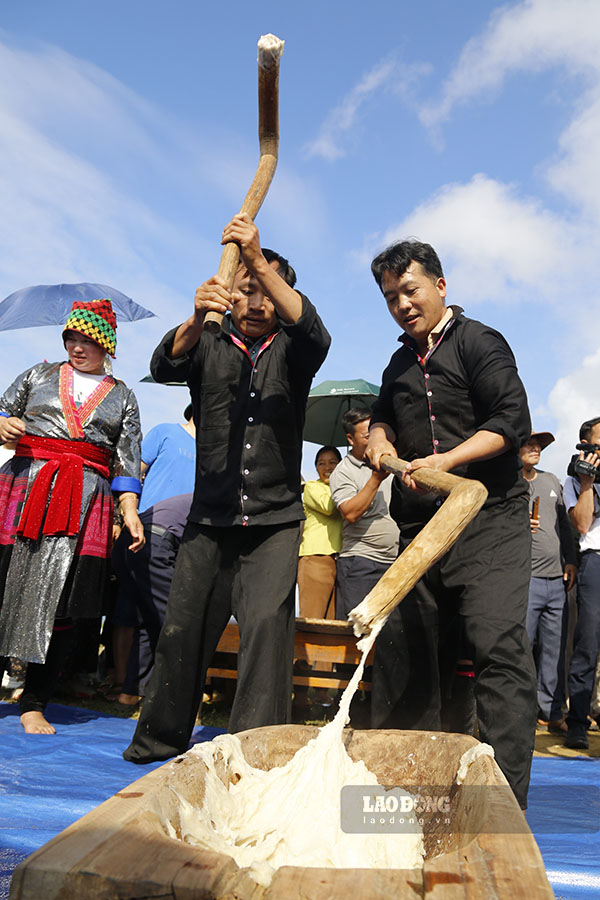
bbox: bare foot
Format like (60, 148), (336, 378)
(116, 693), (141, 706)
(20, 711), (56, 734)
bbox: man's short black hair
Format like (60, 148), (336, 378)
(371, 240), (444, 289)
(580, 417), (600, 442)
(263, 248), (297, 288)
(315, 445), (342, 467)
(341, 407), (371, 436)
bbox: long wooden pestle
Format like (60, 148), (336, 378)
(203, 33), (284, 333)
(349, 455), (488, 637)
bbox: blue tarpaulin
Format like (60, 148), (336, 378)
(1, 700), (599, 899)
(0, 701), (223, 899)
(528, 758), (600, 899)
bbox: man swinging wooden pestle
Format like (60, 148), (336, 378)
(124, 34), (331, 762)
(124, 212), (330, 762)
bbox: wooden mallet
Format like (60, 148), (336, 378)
(204, 33), (284, 333)
(349, 455), (488, 637)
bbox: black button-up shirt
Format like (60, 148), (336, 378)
(371, 307), (531, 531)
(150, 294), (330, 527)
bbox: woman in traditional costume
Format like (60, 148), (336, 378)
(0, 298), (144, 734)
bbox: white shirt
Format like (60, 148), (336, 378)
(72, 370), (104, 406)
(563, 475), (600, 552)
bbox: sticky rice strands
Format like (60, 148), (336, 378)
(349, 455), (488, 637)
(204, 34), (284, 333)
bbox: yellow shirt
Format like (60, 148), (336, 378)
(298, 480), (343, 556)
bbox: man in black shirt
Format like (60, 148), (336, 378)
(366, 239), (536, 808)
(124, 213), (330, 763)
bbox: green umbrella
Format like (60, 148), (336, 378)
(303, 378), (380, 447)
(139, 373), (184, 385)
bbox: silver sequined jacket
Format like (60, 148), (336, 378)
(0, 361), (141, 492)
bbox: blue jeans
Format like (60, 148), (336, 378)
(526, 576), (568, 721)
(567, 552), (600, 734)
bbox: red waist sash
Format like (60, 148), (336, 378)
(14, 435), (111, 540)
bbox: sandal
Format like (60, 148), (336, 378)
(97, 677), (121, 694)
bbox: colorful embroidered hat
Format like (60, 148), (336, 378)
(62, 298), (117, 357)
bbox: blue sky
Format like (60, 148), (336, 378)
(0, 0), (598, 478)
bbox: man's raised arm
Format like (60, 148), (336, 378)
(170, 276), (235, 359)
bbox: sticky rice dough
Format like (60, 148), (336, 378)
(167, 627), (425, 886)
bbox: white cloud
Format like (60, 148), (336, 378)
(542, 350), (600, 478)
(304, 59), (427, 161)
(0, 38), (210, 432)
(354, 172), (596, 328)
(0, 34), (328, 434)
(352, 1), (600, 303)
(420, 0), (600, 130)
(350, 0), (600, 469)
(416, 1), (600, 227)
(375, 174), (583, 307)
(358, 1), (600, 320)
(544, 85), (600, 221)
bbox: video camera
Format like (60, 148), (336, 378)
(576, 443), (600, 454)
(568, 443), (600, 481)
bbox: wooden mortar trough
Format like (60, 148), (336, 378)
(10, 725), (554, 900)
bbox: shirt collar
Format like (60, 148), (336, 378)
(229, 321), (279, 362)
(346, 451), (367, 468)
(398, 305), (463, 350)
(426, 306), (454, 350)
(230, 321), (279, 344)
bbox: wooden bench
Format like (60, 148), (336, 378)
(207, 617), (373, 691)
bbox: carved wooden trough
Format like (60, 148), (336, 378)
(10, 725), (554, 899)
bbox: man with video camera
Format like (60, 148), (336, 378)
(563, 416), (600, 749)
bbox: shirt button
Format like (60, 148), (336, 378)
(243, 515), (249, 521)
(244, 468), (250, 475)
(243, 494), (248, 500)
(427, 391), (432, 397)
(245, 443), (252, 449)
(431, 415), (436, 422)
(248, 416), (254, 423)
(425, 373), (430, 379)
(250, 391), (256, 398)
(434, 440), (439, 446)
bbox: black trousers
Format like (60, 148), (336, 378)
(124, 520), (300, 763)
(335, 555), (391, 619)
(371, 497), (537, 808)
(19, 620), (74, 714)
(567, 551), (600, 735)
(112, 527), (178, 695)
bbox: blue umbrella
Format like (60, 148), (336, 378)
(0, 282), (155, 330)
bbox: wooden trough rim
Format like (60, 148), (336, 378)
(9, 726), (554, 900)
